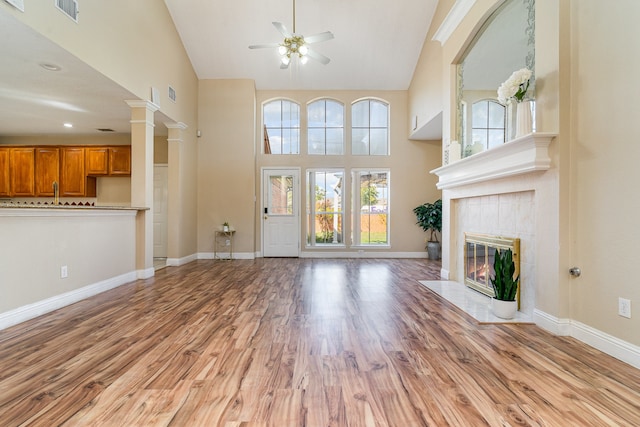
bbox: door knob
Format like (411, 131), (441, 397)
(264, 215), (268, 220)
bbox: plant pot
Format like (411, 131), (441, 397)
(426, 241), (441, 260)
(223, 226), (229, 232)
(491, 298), (517, 319)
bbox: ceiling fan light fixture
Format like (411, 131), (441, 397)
(299, 44), (308, 56)
(278, 45), (288, 56)
(281, 56), (291, 66)
(300, 56), (309, 65)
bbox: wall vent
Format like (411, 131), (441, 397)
(168, 86), (177, 103)
(55, 0), (78, 22)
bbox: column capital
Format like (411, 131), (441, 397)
(165, 121), (188, 130)
(125, 99), (160, 112)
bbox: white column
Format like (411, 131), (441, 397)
(165, 122), (187, 265)
(126, 100), (158, 279)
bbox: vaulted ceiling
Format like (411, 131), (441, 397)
(0, 1), (438, 136)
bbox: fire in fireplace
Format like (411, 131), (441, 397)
(464, 233), (521, 306)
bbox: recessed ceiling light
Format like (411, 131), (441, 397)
(39, 62), (62, 72)
(64, 123), (73, 128)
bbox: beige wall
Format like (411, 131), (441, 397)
(255, 90), (442, 255)
(0, 209), (136, 319)
(568, 0), (640, 344)
(408, 0), (454, 139)
(197, 80), (257, 256)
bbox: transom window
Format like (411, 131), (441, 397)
(263, 99), (300, 154)
(307, 99), (344, 155)
(306, 170), (344, 246)
(351, 99), (389, 155)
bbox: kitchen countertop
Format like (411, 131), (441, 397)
(0, 203), (148, 211)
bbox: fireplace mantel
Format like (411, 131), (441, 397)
(431, 133), (557, 189)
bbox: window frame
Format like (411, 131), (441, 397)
(307, 98), (345, 156)
(262, 98), (301, 155)
(306, 169), (345, 247)
(351, 169), (391, 247)
(351, 98), (390, 156)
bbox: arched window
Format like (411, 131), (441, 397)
(351, 99), (389, 155)
(471, 100), (506, 151)
(307, 99), (344, 155)
(263, 99), (300, 154)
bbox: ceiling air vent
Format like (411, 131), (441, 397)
(55, 0), (78, 22)
(96, 128), (115, 132)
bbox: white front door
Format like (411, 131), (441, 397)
(262, 168), (300, 257)
(153, 164), (169, 258)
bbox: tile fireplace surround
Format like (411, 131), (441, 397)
(431, 133), (557, 324)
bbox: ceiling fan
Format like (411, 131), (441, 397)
(249, 0), (334, 69)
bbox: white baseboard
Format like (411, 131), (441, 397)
(137, 267), (155, 279)
(0, 271), (137, 331)
(197, 252), (256, 260)
(300, 251), (427, 259)
(168, 253), (198, 266)
(534, 309), (640, 369)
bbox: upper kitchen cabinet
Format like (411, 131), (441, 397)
(0, 148), (10, 197)
(85, 147), (109, 175)
(10, 147), (35, 197)
(35, 147), (60, 196)
(109, 146), (131, 176)
(60, 147), (96, 197)
(86, 146), (131, 176)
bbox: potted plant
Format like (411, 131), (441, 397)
(413, 199), (442, 260)
(490, 248), (520, 319)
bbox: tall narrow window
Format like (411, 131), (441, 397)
(352, 170), (389, 245)
(308, 99), (344, 155)
(263, 99), (300, 154)
(471, 100), (505, 151)
(352, 99), (389, 155)
(307, 170), (344, 246)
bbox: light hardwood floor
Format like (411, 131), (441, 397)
(0, 258), (639, 426)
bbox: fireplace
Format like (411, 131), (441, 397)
(464, 233), (521, 307)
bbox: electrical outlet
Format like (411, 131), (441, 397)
(225, 239), (231, 246)
(618, 298), (631, 318)
(60, 265), (68, 279)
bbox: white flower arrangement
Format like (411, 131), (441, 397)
(497, 68), (532, 104)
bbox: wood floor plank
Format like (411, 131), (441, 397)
(0, 258), (639, 426)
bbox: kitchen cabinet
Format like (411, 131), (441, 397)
(85, 147), (109, 175)
(109, 146), (131, 176)
(35, 147), (60, 196)
(0, 148), (10, 197)
(60, 147), (96, 197)
(86, 146), (131, 176)
(10, 147), (35, 197)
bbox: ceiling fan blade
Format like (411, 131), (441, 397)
(272, 22), (292, 38)
(303, 31), (334, 44)
(305, 48), (331, 65)
(280, 61), (290, 70)
(248, 43), (280, 49)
